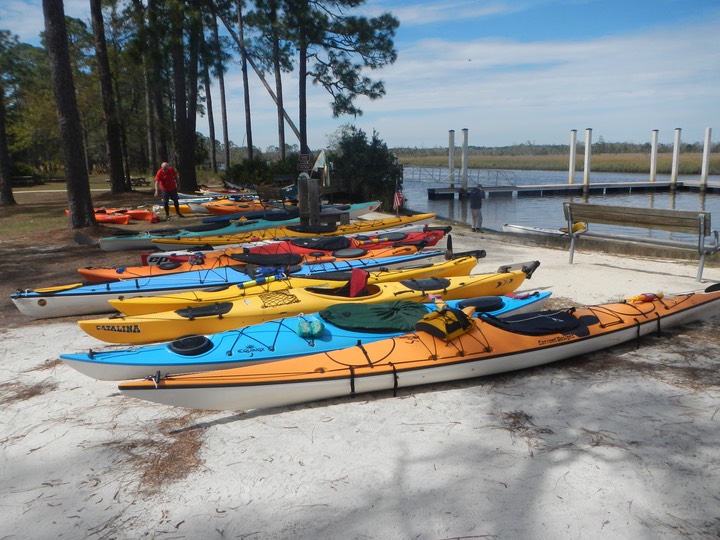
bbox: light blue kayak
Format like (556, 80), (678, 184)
(60, 292), (552, 380)
(11, 249), (447, 319)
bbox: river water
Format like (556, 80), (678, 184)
(401, 168), (720, 242)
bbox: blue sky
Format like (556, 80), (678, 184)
(2, 0), (719, 151)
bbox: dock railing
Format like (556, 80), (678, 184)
(403, 167), (519, 187)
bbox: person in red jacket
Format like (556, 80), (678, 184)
(154, 162), (184, 219)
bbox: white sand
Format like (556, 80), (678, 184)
(2, 226), (720, 539)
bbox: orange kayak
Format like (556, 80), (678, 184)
(66, 209), (131, 225)
(117, 287), (720, 411)
(202, 200), (267, 216)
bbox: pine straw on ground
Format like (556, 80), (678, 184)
(100, 412), (210, 496)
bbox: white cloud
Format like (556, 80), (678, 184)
(4, 0), (718, 149)
(320, 17), (720, 146)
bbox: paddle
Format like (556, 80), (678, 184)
(235, 274), (283, 289)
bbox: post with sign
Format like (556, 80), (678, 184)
(297, 155), (321, 226)
(296, 170), (320, 227)
(297, 153), (313, 173)
(297, 173), (308, 226)
(307, 177), (320, 225)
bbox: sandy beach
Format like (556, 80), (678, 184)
(2, 221), (720, 539)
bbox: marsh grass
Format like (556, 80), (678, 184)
(400, 152), (720, 175)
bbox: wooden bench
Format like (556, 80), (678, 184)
(563, 202), (720, 281)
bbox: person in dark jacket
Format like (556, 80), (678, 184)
(469, 183), (484, 232)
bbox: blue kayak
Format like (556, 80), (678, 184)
(11, 249), (447, 319)
(60, 292), (552, 380)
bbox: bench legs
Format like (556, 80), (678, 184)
(698, 254), (706, 282)
(568, 236), (576, 264)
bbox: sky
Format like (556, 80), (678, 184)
(1, 0), (719, 151)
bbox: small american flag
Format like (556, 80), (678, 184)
(392, 190), (403, 213)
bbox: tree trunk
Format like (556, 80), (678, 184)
(183, 0), (200, 190)
(170, 2), (189, 186)
(0, 82), (16, 206)
(147, 0), (168, 167)
(272, 22), (285, 159)
(212, 18), (230, 170)
(129, 0), (156, 176)
(218, 66), (231, 170)
(143, 57), (157, 175)
(203, 61), (217, 173)
(298, 42), (309, 154)
(237, 0), (253, 160)
(169, 1), (198, 193)
(42, 0), (96, 228)
(90, 0), (127, 193)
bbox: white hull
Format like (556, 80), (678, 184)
(62, 357), (268, 381)
(11, 285), (219, 318)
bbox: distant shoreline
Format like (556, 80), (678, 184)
(396, 152), (719, 176)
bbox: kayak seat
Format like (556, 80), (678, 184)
(329, 268), (371, 297)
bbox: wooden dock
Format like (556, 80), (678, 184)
(427, 181), (720, 199)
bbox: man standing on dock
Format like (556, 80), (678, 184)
(469, 183), (484, 232)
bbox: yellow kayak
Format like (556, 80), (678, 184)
(109, 256), (482, 316)
(80, 261), (539, 344)
(150, 213), (437, 248)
